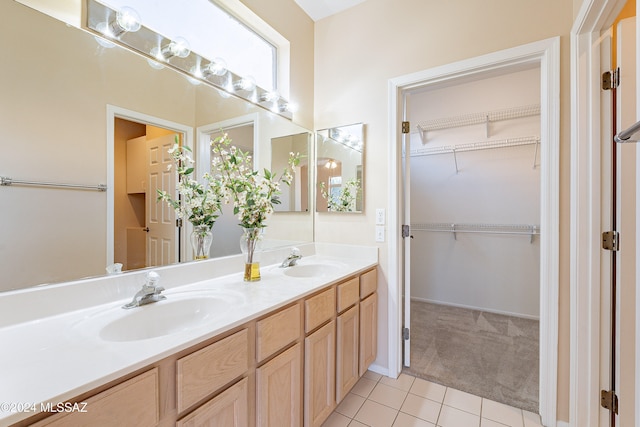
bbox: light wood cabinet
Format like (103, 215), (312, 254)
(177, 328), (249, 413)
(32, 369), (159, 427)
(26, 266), (377, 427)
(304, 287), (335, 333)
(336, 277), (359, 313)
(256, 343), (302, 427)
(359, 292), (378, 376)
(304, 320), (336, 427)
(256, 304), (301, 363)
(126, 136), (147, 194)
(336, 304), (359, 403)
(176, 377), (249, 427)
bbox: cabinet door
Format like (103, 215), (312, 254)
(359, 293), (377, 376)
(33, 369), (158, 427)
(336, 304), (359, 403)
(304, 320), (335, 427)
(176, 377), (248, 427)
(256, 343), (302, 427)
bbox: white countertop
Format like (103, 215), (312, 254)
(0, 243), (377, 426)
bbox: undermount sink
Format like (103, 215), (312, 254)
(282, 262), (345, 278)
(77, 290), (245, 342)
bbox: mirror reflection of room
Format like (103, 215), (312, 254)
(316, 123), (364, 213)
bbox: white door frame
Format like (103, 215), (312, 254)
(106, 105), (193, 267)
(388, 37), (560, 426)
(570, 1), (639, 426)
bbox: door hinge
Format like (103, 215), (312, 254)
(402, 225), (412, 239)
(602, 68), (620, 90)
(176, 218), (183, 228)
(602, 231), (619, 251)
(402, 121), (410, 134)
(601, 390), (619, 413)
(403, 327), (410, 340)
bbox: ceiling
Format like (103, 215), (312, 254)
(294, 0), (367, 21)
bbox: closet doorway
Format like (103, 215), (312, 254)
(404, 66), (541, 411)
(388, 37), (559, 426)
(106, 105), (193, 270)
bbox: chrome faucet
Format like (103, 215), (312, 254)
(122, 271), (166, 309)
(280, 247), (302, 268)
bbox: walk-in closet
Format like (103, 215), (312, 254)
(404, 66), (541, 412)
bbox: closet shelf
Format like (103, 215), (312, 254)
(415, 104), (540, 137)
(409, 136), (540, 173)
(411, 222), (540, 243)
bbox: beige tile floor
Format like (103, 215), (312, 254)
(322, 372), (545, 427)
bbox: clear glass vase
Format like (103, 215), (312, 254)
(240, 227), (263, 281)
(190, 225), (213, 260)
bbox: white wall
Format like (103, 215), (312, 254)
(408, 68), (541, 318)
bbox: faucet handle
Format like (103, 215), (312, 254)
(145, 271), (160, 286)
(290, 247), (301, 257)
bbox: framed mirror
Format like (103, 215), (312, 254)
(0, 1), (313, 292)
(272, 132), (311, 212)
(316, 123), (364, 213)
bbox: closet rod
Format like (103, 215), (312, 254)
(411, 223), (540, 243)
(0, 176), (107, 192)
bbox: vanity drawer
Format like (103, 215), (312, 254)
(256, 303), (301, 363)
(176, 377), (249, 427)
(177, 328), (249, 413)
(360, 268), (377, 299)
(336, 277), (359, 313)
(305, 287), (336, 333)
(33, 368), (159, 427)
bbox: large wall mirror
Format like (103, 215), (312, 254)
(0, 1), (313, 292)
(316, 123), (364, 213)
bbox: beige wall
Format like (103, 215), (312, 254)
(313, 0), (574, 421)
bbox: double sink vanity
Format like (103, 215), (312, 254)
(0, 243), (378, 426)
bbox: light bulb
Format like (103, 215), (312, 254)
(101, 6), (140, 38)
(205, 58), (227, 77)
(115, 7), (141, 33)
(234, 76), (256, 91)
(156, 37), (191, 60)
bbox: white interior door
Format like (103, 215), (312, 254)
(402, 92), (412, 367)
(615, 16), (636, 427)
(146, 134), (177, 267)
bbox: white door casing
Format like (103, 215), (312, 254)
(389, 37), (559, 426)
(570, 1), (637, 426)
(402, 92), (411, 367)
(106, 105), (192, 268)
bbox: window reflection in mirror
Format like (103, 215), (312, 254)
(272, 133), (311, 212)
(316, 123), (364, 213)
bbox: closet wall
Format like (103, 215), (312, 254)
(409, 67), (541, 318)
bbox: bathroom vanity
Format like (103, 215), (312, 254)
(0, 244), (377, 427)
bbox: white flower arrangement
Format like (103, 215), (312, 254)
(320, 178), (361, 212)
(211, 132), (299, 230)
(157, 136), (224, 230)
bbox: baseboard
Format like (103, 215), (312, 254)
(556, 421), (569, 427)
(367, 363), (388, 377)
(410, 296), (540, 321)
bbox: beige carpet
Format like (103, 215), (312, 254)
(403, 300), (539, 412)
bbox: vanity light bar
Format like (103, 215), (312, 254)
(84, 0), (294, 119)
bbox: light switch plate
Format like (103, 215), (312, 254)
(376, 208), (385, 225)
(375, 226), (385, 242)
